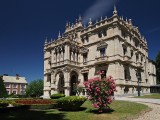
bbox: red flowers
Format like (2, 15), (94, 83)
(15, 99), (54, 105)
(83, 71), (117, 113)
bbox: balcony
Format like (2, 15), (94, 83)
(95, 55), (108, 64)
(52, 60), (80, 68)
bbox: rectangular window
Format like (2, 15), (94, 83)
(47, 74), (51, 83)
(83, 54), (88, 64)
(7, 91), (10, 94)
(131, 50), (133, 58)
(13, 91), (16, 94)
(5, 83), (10, 88)
(100, 48), (106, 57)
(83, 73), (88, 81)
(123, 47), (127, 55)
(124, 67), (130, 80)
(21, 84), (25, 89)
(13, 84), (17, 88)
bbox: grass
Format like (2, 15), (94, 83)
(0, 100), (149, 120)
(134, 94), (160, 99)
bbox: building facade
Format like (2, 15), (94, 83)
(2, 74), (27, 95)
(43, 6), (156, 98)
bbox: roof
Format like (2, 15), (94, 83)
(2, 76), (28, 84)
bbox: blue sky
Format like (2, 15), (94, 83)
(0, 0), (160, 82)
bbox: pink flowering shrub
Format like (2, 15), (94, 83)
(83, 71), (117, 113)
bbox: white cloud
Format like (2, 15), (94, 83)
(82, 0), (115, 24)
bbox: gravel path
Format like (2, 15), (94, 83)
(133, 103), (160, 120)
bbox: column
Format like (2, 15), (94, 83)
(64, 71), (70, 96)
(51, 72), (57, 95)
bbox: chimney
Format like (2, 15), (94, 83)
(16, 74), (19, 80)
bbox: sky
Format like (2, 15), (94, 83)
(0, 0), (160, 83)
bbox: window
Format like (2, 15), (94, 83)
(98, 30), (106, 38)
(13, 91), (16, 94)
(5, 83), (10, 88)
(47, 74), (51, 83)
(121, 30), (126, 38)
(136, 54), (139, 62)
(100, 48), (106, 57)
(21, 84), (25, 89)
(131, 50), (133, 58)
(124, 67), (130, 80)
(13, 84), (17, 88)
(7, 91), (9, 94)
(83, 73), (88, 81)
(83, 53), (88, 63)
(123, 46), (127, 55)
(21, 91), (25, 95)
(141, 56), (143, 62)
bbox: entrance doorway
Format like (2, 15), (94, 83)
(70, 71), (78, 95)
(57, 73), (65, 94)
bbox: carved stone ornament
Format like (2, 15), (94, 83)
(97, 41), (108, 50)
(80, 46), (89, 54)
(63, 66), (71, 73)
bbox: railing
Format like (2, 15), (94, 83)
(52, 60), (80, 67)
(95, 55), (108, 64)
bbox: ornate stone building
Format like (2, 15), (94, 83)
(43, 6), (156, 98)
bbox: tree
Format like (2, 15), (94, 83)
(0, 76), (8, 98)
(156, 52), (160, 84)
(26, 79), (43, 97)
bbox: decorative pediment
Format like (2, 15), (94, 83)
(80, 46), (89, 54)
(97, 41), (108, 50)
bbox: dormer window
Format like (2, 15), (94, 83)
(98, 30), (107, 38)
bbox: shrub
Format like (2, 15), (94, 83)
(0, 101), (9, 108)
(50, 93), (65, 99)
(84, 71), (117, 113)
(57, 96), (86, 111)
(15, 99), (54, 105)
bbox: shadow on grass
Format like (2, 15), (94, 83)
(0, 109), (69, 120)
(58, 107), (87, 112)
(86, 108), (115, 114)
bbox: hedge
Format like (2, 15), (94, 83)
(57, 96), (86, 111)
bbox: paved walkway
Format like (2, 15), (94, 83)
(133, 102), (160, 120)
(115, 97), (160, 104)
(115, 97), (160, 120)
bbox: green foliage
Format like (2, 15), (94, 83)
(8, 94), (27, 98)
(25, 79), (43, 97)
(0, 76), (8, 98)
(50, 93), (65, 99)
(57, 96), (86, 111)
(27, 104), (56, 110)
(0, 101), (9, 108)
(156, 52), (160, 84)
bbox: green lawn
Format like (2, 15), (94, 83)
(134, 94), (160, 99)
(0, 100), (150, 120)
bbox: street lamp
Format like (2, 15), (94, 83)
(136, 72), (141, 96)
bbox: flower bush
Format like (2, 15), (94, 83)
(57, 96), (86, 111)
(84, 71), (117, 113)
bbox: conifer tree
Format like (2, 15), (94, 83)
(156, 52), (160, 84)
(0, 76), (8, 98)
